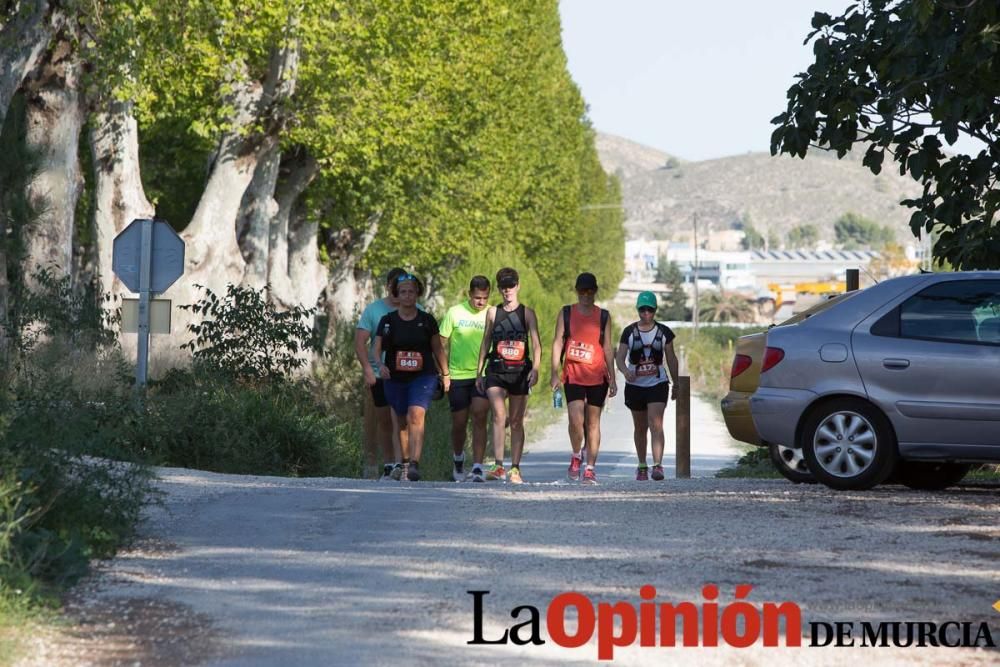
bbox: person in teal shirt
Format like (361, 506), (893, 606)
(439, 276), (492, 482)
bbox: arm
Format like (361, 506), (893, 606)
(440, 334), (451, 377)
(604, 313), (618, 397)
(475, 307), (496, 393)
(355, 328), (378, 386)
(432, 335), (450, 392)
(665, 341), (680, 400)
(615, 342), (636, 384)
(550, 310), (565, 390)
(525, 307), (542, 388)
(373, 335), (390, 379)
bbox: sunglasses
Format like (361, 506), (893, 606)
(396, 273), (417, 283)
(498, 282), (518, 289)
(577, 288), (596, 295)
(638, 307), (656, 314)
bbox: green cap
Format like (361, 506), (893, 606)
(636, 291), (657, 310)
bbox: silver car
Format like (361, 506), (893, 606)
(751, 272), (1000, 490)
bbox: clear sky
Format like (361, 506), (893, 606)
(559, 1), (858, 162)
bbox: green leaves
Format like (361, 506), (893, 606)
(179, 283), (321, 382)
(772, 0), (1000, 268)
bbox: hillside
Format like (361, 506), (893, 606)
(596, 133), (925, 245)
(595, 132), (681, 180)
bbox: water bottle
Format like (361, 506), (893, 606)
(553, 387), (563, 409)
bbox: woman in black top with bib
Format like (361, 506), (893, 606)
(474, 267), (542, 484)
(373, 273), (449, 482)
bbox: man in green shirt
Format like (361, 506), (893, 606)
(439, 275), (492, 482)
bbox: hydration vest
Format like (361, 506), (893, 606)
(489, 304), (529, 373)
(623, 322), (668, 367)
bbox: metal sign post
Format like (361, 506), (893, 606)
(136, 219), (153, 391)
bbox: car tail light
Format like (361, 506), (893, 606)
(730, 354), (752, 378)
(761, 347), (785, 373)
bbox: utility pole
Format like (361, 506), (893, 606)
(692, 211), (699, 335)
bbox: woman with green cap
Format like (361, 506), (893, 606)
(614, 291), (679, 480)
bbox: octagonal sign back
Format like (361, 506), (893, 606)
(112, 219), (185, 294)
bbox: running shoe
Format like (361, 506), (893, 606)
(509, 467), (523, 485)
(471, 467), (485, 483)
(452, 459), (466, 482)
(485, 463), (506, 481)
(407, 462), (421, 482)
(567, 455), (582, 481)
(582, 467), (598, 485)
(636, 466), (649, 481)
(390, 463), (404, 481)
(651, 464), (665, 481)
(379, 464), (394, 482)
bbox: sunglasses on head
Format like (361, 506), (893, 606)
(396, 273), (417, 283)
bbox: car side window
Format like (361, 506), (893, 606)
(898, 280), (1000, 345)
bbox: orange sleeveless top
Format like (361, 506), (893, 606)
(563, 305), (608, 386)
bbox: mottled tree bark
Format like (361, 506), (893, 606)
(324, 213), (380, 345)
(0, 0), (61, 130)
(21, 31), (83, 285)
(271, 151), (320, 308)
(89, 99), (155, 297)
(237, 143), (281, 289)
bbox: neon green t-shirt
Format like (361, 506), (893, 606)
(439, 300), (489, 380)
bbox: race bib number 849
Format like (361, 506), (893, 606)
(395, 350), (424, 371)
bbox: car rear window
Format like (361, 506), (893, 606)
(774, 291), (859, 327)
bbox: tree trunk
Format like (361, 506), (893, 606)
(89, 99), (155, 298)
(324, 213), (381, 344)
(176, 40), (299, 317)
(0, 0), (61, 130)
(271, 151), (320, 308)
(166, 38), (301, 354)
(237, 143), (281, 289)
(21, 32), (83, 284)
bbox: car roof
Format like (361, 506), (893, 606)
(774, 271), (1000, 332)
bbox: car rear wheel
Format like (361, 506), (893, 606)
(895, 461), (971, 491)
(768, 442), (814, 483)
(799, 398), (897, 490)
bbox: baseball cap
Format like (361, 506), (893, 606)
(636, 291), (657, 311)
(575, 272), (598, 290)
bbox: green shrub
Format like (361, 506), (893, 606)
(141, 370), (361, 477)
(715, 446), (782, 479)
(180, 283), (321, 382)
(0, 266), (150, 607)
(0, 345), (150, 600)
(674, 326), (767, 402)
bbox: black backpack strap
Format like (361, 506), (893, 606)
(599, 308), (609, 346)
(559, 305), (571, 364)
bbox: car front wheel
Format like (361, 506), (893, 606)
(799, 398), (897, 490)
(768, 442), (814, 484)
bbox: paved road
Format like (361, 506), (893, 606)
(22, 396), (1000, 666)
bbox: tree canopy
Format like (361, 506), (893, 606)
(91, 0), (622, 293)
(770, 0), (1000, 269)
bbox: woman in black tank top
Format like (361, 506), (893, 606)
(473, 268), (542, 485)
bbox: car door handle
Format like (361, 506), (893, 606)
(882, 358), (910, 369)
